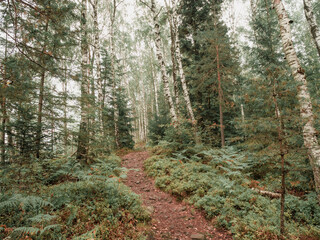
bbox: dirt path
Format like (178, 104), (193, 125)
(122, 151), (232, 240)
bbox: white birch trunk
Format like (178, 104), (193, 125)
(303, 0), (320, 58)
(151, 0), (177, 122)
(171, 0), (196, 123)
(110, 0), (120, 148)
(164, 0), (180, 109)
(92, 0), (104, 131)
(241, 104), (245, 123)
(274, 0), (320, 202)
(150, 50), (160, 116)
(142, 79), (148, 141)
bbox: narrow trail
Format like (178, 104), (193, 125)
(122, 151), (232, 240)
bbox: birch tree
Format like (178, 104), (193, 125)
(273, 0), (320, 202)
(110, 0), (120, 148)
(164, 0), (179, 109)
(303, 0), (320, 58)
(149, 0), (177, 122)
(91, 0), (104, 131)
(170, 0), (195, 124)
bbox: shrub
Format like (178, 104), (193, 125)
(144, 146), (320, 239)
(0, 154), (149, 239)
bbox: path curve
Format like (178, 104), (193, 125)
(122, 151), (232, 240)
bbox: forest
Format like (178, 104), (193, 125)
(0, 0), (320, 239)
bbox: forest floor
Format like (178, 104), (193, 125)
(122, 151), (232, 240)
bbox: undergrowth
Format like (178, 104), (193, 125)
(0, 154), (149, 240)
(145, 143), (320, 240)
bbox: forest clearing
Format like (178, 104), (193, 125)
(1, 0), (320, 239)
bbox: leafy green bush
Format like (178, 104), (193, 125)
(145, 146), (320, 239)
(0, 154), (149, 240)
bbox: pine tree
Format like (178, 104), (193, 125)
(179, 0), (239, 146)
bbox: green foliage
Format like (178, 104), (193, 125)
(234, 0), (314, 195)
(148, 112), (170, 145)
(101, 50), (135, 149)
(178, 0), (240, 145)
(145, 146), (320, 239)
(0, 153), (149, 239)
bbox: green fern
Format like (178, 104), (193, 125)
(28, 214), (57, 224)
(11, 224), (61, 238)
(11, 227), (41, 237)
(72, 226), (99, 240)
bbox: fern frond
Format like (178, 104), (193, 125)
(11, 227), (40, 237)
(28, 214), (57, 223)
(72, 226), (98, 240)
(40, 224), (61, 235)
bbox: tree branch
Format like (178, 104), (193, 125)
(252, 188), (281, 198)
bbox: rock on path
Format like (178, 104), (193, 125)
(122, 151), (232, 240)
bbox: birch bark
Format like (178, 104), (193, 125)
(274, 0), (320, 202)
(110, 0), (120, 148)
(303, 0), (320, 58)
(171, 0), (195, 124)
(92, 0), (104, 130)
(150, 48), (159, 116)
(164, 0), (179, 109)
(151, 0), (177, 122)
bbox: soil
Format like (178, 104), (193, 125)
(122, 151), (232, 240)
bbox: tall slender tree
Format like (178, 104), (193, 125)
(110, 0), (120, 148)
(171, 0), (196, 124)
(92, 0), (104, 131)
(77, 0), (90, 162)
(303, 0), (320, 58)
(273, 0), (320, 203)
(150, 0), (178, 122)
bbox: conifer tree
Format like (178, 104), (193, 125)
(179, 0), (239, 146)
(77, 0), (91, 163)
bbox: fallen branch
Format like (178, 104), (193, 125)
(252, 188), (281, 198)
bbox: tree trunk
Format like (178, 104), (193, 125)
(272, 80), (287, 237)
(241, 104), (245, 123)
(171, 0), (195, 124)
(216, 45), (225, 148)
(1, 96), (6, 163)
(110, 0), (120, 148)
(77, 0), (90, 163)
(63, 82), (68, 154)
(150, 49), (160, 116)
(7, 116), (13, 163)
(36, 68), (45, 158)
(63, 64), (68, 154)
(165, 0), (180, 110)
(273, 0), (320, 203)
(1, 24), (8, 164)
(36, 19), (49, 159)
(151, 0), (177, 122)
(92, 0), (104, 130)
(303, 0), (320, 58)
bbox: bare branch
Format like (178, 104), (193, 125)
(139, 0), (152, 11)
